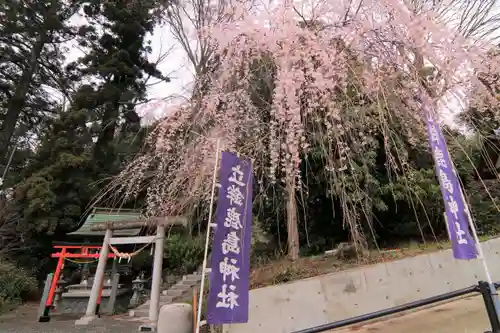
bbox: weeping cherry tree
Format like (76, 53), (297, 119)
(110, 0), (499, 259)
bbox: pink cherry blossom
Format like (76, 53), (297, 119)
(110, 0), (500, 253)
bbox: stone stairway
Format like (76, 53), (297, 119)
(129, 272), (203, 318)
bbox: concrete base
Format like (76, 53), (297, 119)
(75, 314), (97, 326)
(157, 303), (192, 333)
(139, 323), (157, 332)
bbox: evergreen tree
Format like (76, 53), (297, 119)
(68, 0), (168, 175)
(15, 107), (94, 236)
(0, 0), (77, 167)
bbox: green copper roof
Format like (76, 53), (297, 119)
(68, 207), (144, 237)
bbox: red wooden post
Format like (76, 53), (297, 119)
(46, 248), (65, 307)
(41, 247), (65, 321)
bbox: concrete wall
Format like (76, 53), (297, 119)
(223, 237), (500, 333)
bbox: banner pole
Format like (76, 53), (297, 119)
(196, 138), (221, 333)
(459, 185), (494, 283)
(454, 169), (500, 318)
(421, 93), (499, 316)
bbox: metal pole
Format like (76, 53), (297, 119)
(443, 213), (450, 241)
(421, 92), (500, 320)
(456, 175), (500, 320)
(196, 139), (221, 333)
(149, 225), (165, 323)
(479, 281), (500, 332)
(76, 228), (112, 325)
(447, 151), (500, 321)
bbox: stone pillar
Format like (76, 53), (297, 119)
(149, 225), (165, 322)
(76, 228), (112, 325)
(37, 273), (53, 322)
(139, 225), (165, 331)
(105, 272), (120, 314)
(81, 263), (90, 286)
(111, 256), (118, 277)
(53, 274), (68, 309)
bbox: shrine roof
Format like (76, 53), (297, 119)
(67, 207), (144, 237)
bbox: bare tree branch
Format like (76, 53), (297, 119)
(405, 0), (500, 42)
(164, 0), (256, 97)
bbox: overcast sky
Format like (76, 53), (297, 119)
(140, 24), (194, 119)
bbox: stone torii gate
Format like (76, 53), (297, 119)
(75, 215), (187, 331)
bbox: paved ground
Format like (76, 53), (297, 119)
(331, 295), (491, 333)
(0, 295), (493, 333)
(0, 303), (146, 333)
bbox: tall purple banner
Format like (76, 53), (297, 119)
(425, 113), (477, 260)
(207, 152), (253, 324)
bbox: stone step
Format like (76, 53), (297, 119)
(170, 283), (192, 291)
(129, 308), (149, 318)
(130, 295), (187, 317)
(184, 274), (202, 281)
(164, 288), (187, 297)
(128, 270), (202, 317)
(181, 275), (202, 286)
(159, 294), (176, 303)
(180, 279), (198, 287)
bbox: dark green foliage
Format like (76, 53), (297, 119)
(131, 234), (205, 277)
(0, 0), (165, 280)
(0, 261), (37, 312)
(163, 234), (204, 275)
(14, 108), (94, 235)
(468, 179), (500, 235)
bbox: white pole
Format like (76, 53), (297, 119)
(454, 168), (500, 318)
(424, 95), (499, 313)
(149, 225), (165, 323)
(195, 139), (221, 333)
(443, 213), (450, 241)
(460, 188), (494, 283)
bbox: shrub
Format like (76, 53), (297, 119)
(0, 261), (37, 312)
(164, 234), (204, 276)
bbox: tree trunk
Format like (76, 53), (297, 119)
(362, 178), (375, 251)
(350, 219), (367, 256)
(93, 100), (120, 169)
(286, 177), (300, 260)
(0, 32), (48, 166)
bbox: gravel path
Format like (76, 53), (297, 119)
(0, 303), (144, 333)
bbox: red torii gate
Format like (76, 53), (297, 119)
(39, 207), (144, 322)
(39, 245), (116, 322)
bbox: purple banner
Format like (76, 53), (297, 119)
(426, 114), (477, 260)
(207, 152), (253, 324)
